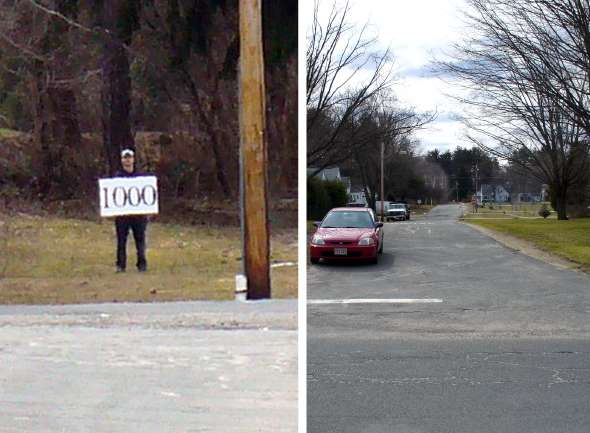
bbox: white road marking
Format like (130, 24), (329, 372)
(308, 298), (443, 305)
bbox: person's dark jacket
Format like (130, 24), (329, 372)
(114, 168), (146, 178)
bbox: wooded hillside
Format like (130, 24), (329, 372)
(0, 0), (297, 214)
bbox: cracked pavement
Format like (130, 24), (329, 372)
(308, 205), (590, 433)
(0, 300), (297, 433)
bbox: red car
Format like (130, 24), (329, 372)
(309, 207), (384, 264)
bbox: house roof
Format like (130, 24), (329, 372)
(321, 167), (341, 181)
(481, 184), (495, 195)
(307, 167), (342, 182)
(307, 167), (320, 178)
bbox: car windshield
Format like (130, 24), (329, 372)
(321, 211), (374, 228)
(390, 204), (405, 209)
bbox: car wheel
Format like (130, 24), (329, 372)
(310, 257), (320, 264)
(378, 241), (383, 254)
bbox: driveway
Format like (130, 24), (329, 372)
(308, 204), (590, 433)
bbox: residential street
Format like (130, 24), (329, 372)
(0, 300), (297, 433)
(308, 204), (590, 433)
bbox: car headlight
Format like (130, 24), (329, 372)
(311, 236), (325, 245)
(358, 237), (375, 246)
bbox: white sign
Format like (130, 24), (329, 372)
(99, 176), (159, 217)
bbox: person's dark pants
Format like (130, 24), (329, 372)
(115, 217), (147, 270)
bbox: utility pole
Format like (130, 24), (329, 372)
(456, 180), (459, 202)
(380, 140), (385, 222)
(471, 162), (480, 203)
(475, 162), (480, 195)
(239, 0), (270, 299)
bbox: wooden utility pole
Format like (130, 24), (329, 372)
(380, 141), (385, 222)
(239, 0), (270, 299)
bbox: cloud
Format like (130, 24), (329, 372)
(311, 0), (477, 153)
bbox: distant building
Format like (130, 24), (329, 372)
(348, 186), (367, 206)
(479, 184), (511, 203)
(514, 192), (542, 203)
(308, 167), (353, 194)
(307, 167), (342, 182)
(340, 176), (352, 194)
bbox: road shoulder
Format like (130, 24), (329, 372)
(0, 299), (297, 330)
(462, 221), (579, 271)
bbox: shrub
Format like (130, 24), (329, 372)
(538, 204), (551, 219)
(324, 180), (348, 209)
(307, 177), (330, 221)
(307, 177), (347, 221)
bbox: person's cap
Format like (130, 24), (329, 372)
(121, 148), (134, 157)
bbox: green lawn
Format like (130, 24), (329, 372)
(0, 214), (297, 304)
(465, 218), (590, 271)
(462, 202), (556, 220)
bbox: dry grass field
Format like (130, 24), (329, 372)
(0, 213), (297, 304)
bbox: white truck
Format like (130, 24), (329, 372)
(375, 201), (392, 218)
(385, 203), (409, 221)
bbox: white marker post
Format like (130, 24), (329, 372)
(98, 176), (159, 217)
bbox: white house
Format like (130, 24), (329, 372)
(515, 192), (542, 203)
(348, 187), (367, 206)
(307, 167), (352, 194)
(307, 167), (341, 182)
(479, 184), (511, 203)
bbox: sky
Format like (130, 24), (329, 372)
(310, 0), (474, 154)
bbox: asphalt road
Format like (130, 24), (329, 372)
(0, 300), (297, 433)
(308, 204), (590, 433)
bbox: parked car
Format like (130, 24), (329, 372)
(386, 203), (408, 221)
(309, 207), (384, 264)
(375, 200), (392, 215)
(400, 203), (411, 220)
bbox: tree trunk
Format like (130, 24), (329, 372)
(183, 76), (232, 198)
(46, 83), (82, 198)
(29, 0), (82, 199)
(31, 69), (53, 198)
(101, 1), (134, 176)
(31, 77), (82, 199)
(48, 85), (82, 150)
(201, 111), (232, 198)
(550, 183), (569, 220)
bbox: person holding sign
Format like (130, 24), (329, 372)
(99, 150), (158, 272)
(113, 148), (149, 273)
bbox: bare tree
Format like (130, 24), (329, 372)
(97, 0), (139, 175)
(306, 0), (395, 171)
(439, 0), (590, 219)
(139, 0), (239, 198)
(0, 0), (83, 198)
(349, 95), (433, 209)
(504, 0), (590, 135)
